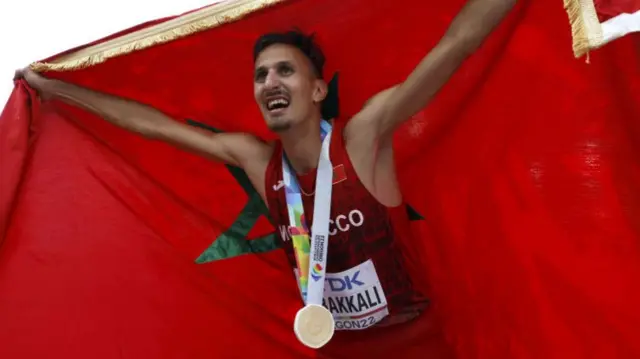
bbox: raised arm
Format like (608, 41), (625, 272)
(15, 68), (269, 168)
(348, 0), (516, 142)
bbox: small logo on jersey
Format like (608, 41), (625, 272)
(332, 164), (347, 185)
(272, 180), (285, 191)
(273, 166), (344, 192)
(311, 263), (324, 281)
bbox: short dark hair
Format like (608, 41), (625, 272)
(253, 29), (325, 79)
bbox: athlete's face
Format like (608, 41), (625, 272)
(253, 44), (326, 132)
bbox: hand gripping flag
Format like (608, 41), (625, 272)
(1, 0), (639, 358)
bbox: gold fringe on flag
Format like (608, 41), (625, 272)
(31, 0), (286, 72)
(30, 0), (613, 69)
(563, 0), (605, 58)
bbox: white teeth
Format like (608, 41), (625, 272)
(267, 98), (289, 110)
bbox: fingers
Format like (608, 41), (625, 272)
(13, 66), (33, 81)
(13, 69), (24, 81)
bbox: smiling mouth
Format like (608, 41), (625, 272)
(265, 97), (290, 112)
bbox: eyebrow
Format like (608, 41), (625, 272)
(255, 60), (294, 72)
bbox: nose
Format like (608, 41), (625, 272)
(264, 69), (280, 89)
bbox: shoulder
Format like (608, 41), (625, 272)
(343, 86), (399, 142)
(232, 133), (276, 164)
(339, 86), (403, 207)
(233, 136), (277, 205)
(240, 136), (277, 166)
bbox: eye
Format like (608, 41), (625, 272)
(254, 68), (267, 83)
(278, 63), (294, 76)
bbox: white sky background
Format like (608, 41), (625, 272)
(0, 0), (216, 106)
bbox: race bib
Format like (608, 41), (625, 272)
(294, 259), (389, 330)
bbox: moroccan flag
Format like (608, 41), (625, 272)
(564, 0), (640, 57)
(1, 0), (639, 358)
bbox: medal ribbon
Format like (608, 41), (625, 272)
(282, 120), (333, 305)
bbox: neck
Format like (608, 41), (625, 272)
(280, 118), (325, 175)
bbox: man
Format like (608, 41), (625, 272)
(16, 0), (516, 353)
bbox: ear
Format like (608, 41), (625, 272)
(312, 79), (328, 103)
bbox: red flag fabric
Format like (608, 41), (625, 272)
(1, 0), (640, 358)
(595, 0), (639, 19)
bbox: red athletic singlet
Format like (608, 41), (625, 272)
(264, 120), (429, 330)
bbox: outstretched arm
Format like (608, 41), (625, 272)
(16, 68), (269, 168)
(349, 0), (516, 142)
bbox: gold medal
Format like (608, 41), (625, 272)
(293, 304), (335, 349)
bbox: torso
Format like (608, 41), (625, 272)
(262, 120), (429, 330)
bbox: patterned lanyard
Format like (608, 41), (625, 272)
(282, 120), (333, 303)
